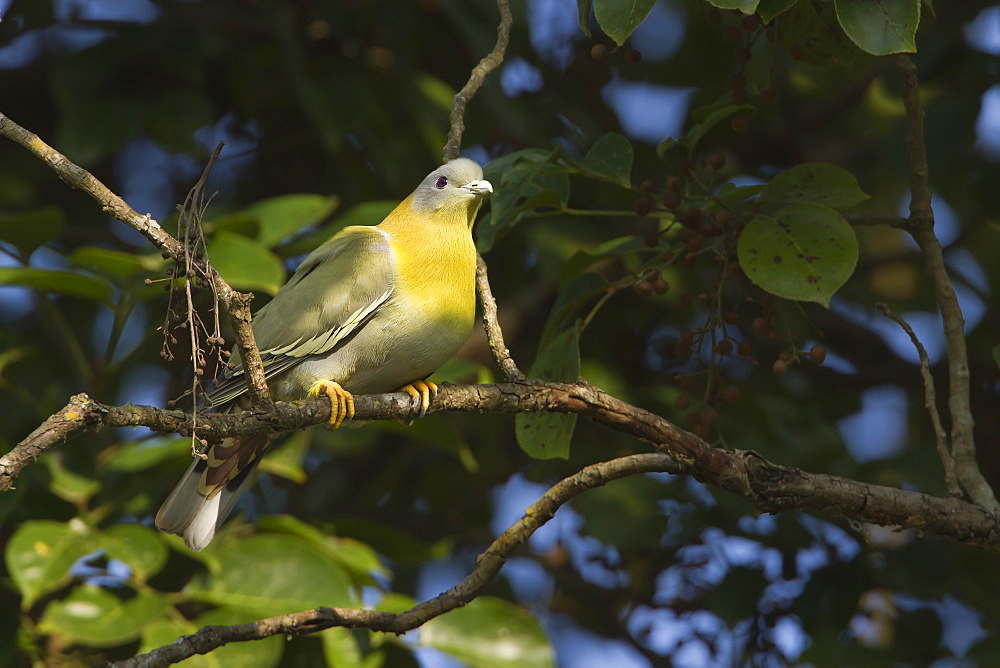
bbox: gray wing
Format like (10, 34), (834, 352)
(206, 225), (395, 407)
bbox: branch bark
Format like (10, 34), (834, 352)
(892, 55), (997, 512)
(112, 452), (680, 668)
(0, 112), (272, 417)
(8, 381), (1000, 551)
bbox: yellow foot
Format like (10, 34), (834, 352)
(310, 380), (355, 428)
(400, 380), (438, 418)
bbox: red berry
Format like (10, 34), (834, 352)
(700, 406), (720, 425)
(737, 341), (752, 356)
(752, 317), (770, 336)
(763, 88), (780, 105)
(666, 175), (682, 191)
(722, 385), (741, 403)
(687, 237), (703, 253)
(640, 179), (654, 193)
(731, 116), (749, 132)
(635, 280), (653, 296)
(707, 152), (726, 170)
(653, 278), (670, 294)
(591, 44), (608, 61)
(634, 197), (652, 216)
(662, 192), (680, 209)
(735, 47), (752, 64)
(773, 359), (788, 375)
(722, 310), (740, 325)
(717, 340), (733, 356)
(809, 345), (827, 364)
(715, 210), (733, 226)
(624, 48), (642, 64)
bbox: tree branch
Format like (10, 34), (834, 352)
(8, 381), (1000, 551)
(441, 0), (511, 161)
(476, 254), (525, 381)
(892, 55), (997, 512)
(0, 112), (273, 419)
(876, 302), (959, 496)
(111, 452), (679, 668)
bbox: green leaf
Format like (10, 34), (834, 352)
(835, 0), (919, 55)
(256, 514), (390, 580)
(245, 194), (339, 248)
(41, 586), (168, 647)
(760, 163), (870, 208)
(6, 520), (94, 608)
(516, 324), (580, 459)
(0, 267), (112, 302)
(758, 0), (800, 23)
(42, 456), (100, 504)
(101, 524), (168, 582)
(71, 246), (164, 279)
(577, 0), (592, 37)
(684, 102), (755, 151)
(103, 437), (188, 474)
(705, 0), (760, 12)
(594, 0), (657, 46)
(738, 204), (859, 307)
(0, 207), (64, 256)
(257, 429), (310, 484)
(279, 201), (398, 258)
(570, 132), (633, 188)
(195, 534), (355, 617)
(716, 182), (766, 207)
(478, 148), (559, 252)
(779, 0), (861, 66)
(207, 231), (285, 295)
(421, 596), (553, 667)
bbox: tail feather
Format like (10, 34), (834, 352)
(155, 434), (270, 551)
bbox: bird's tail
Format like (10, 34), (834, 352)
(155, 432), (271, 551)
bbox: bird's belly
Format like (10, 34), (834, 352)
(274, 305), (472, 400)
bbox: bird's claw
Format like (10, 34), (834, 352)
(400, 380), (438, 418)
(311, 380), (355, 428)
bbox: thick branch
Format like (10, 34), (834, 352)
(112, 453), (679, 668)
(10, 382), (1000, 550)
(892, 56), (996, 511)
(442, 0), (511, 161)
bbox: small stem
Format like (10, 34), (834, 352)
(876, 302), (960, 497)
(475, 255), (523, 382)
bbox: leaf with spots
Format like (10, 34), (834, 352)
(737, 204), (858, 307)
(759, 163), (869, 209)
(516, 324), (580, 460)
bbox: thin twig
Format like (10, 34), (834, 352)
(0, 112), (273, 415)
(876, 302), (960, 496)
(476, 255), (524, 381)
(442, 0), (512, 161)
(892, 55), (997, 512)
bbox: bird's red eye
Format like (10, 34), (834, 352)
(435, 176), (448, 189)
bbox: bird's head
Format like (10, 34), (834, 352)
(411, 158), (493, 224)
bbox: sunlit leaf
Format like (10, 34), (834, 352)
(594, 0), (657, 46)
(835, 0), (919, 55)
(246, 193), (339, 248)
(207, 230), (285, 295)
(6, 520), (94, 608)
(194, 534), (355, 617)
(738, 204), (859, 306)
(421, 596), (554, 667)
(101, 524), (168, 582)
(41, 586), (168, 647)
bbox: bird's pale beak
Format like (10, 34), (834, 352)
(463, 180), (493, 196)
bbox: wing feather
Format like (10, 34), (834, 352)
(206, 226), (395, 407)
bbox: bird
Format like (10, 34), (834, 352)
(155, 157), (493, 551)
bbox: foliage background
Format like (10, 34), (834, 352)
(2, 0), (1000, 665)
